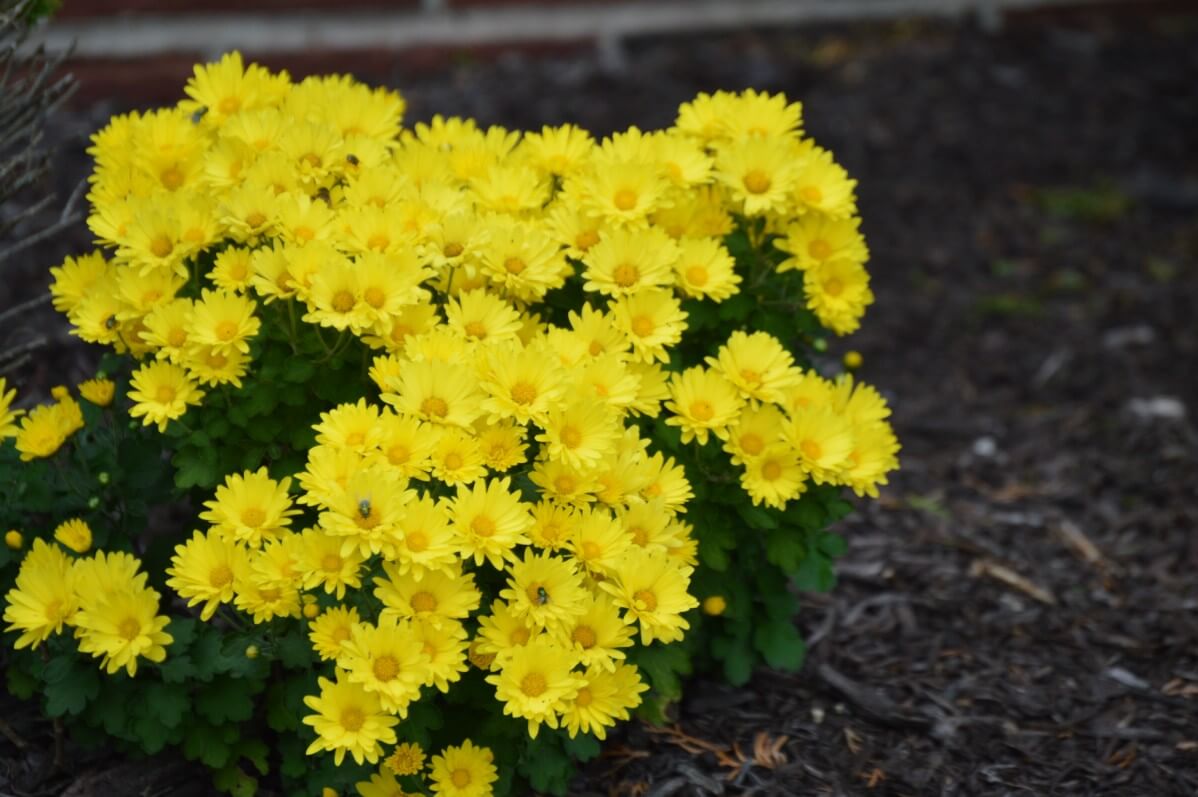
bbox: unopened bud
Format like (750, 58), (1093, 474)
(702, 595), (727, 616)
(87, 496), (101, 509)
(98, 472), (110, 485)
(4, 530), (22, 550)
(245, 644), (259, 659)
(843, 350), (863, 370)
(303, 603), (320, 619)
(812, 337), (828, 353)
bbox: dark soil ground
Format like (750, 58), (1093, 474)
(3, 9), (1198, 796)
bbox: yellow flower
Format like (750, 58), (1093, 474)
(535, 397), (619, 471)
(381, 360), (485, 429)
(793, 147), (858, 219)
(784, 407), (854, 485)
(559, 663), (648, 740)
(309, 605), (362, 662)
(188, 288), (261, 354)
(127, 361), (204, 432)
(303, 673), (399, 766)
(447, 477), (533, 569)
(724, 403), (787, 465)
(485, 636), (583, 738)
(707, 330), (801, 404)
(775, 214), (869, 274)
(715, 136), (801, 216)
(318, 465), (416, 559)
(374, 563), (481, 630)
(578, 160), (670, 228)
(165, 529), (249, 621)
(53, 518), (93, 554)
(581, 226), (679, 297)
(0, 377), (22, 438)
(476, 421), (527, 472)
(340, 618), (430, 716)
(428, 740), (498, 797)
(298, 528), (365, 599)
(386, 742), (427, 776)
(499, 551), (589, 633)
(664, 366), (744, 446)
(78, 378), (116, 407)
(2, 539), (78, 649)
(478, 341), (569, 426)
(671, 237), (741, 301)
(200, 467), (299, 547)
(14, 403), (72, 461)
(430, 427), (487, 486)
(610, 289), (687, 364)
(740, 445), (806, 509)
(475, 599), (537, 667)
(445, 289), (523, 345)
(384, 493), (459, 581)
(553, 593), (636, 671)
(721, 88), (804, 141)
(566, 509), (631, 578)
(50, 250), (110, 315)
(314, 399), (383, 455)
(600, 547), (697, 645)
(520, 123), (594, 178)
(412, 618), (470, 693)
(804, 258), (873, 336)
(74, 583), (173, 676)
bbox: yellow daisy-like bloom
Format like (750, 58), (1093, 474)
(356, 768), (417, 797)
(485, 637), (583, 738)
(340, 618), (430, 716)
(793, 147), (858, 219)
(740, 445), (806, 509)
(578, 160), (671, 229)
(715, 136), (801, 217)
(303, 673), (399, 766)
(478, 342), (567, 426)
(447, 477), (533, 569)
(77, 378), (116, 407)
(559, 662), (648, 740)
(521, 123), (595, 178)
(499, 550), (589, 633)
(140, 297), (194, 363)
(527, 458), (597, 509)
(200, 467), (299, 547)
(165, 529), (250, 621)
(554, 593), (636, 671)
(298, 528), (365, 599)
(319, 465), (416, 559)
(381, 360), (485, 429)
(383, 494), (459, 581)
(476, 217), (567, 303)
(445, 289), (523, 344)
(386, 742), (427, 776)
(127, 361), (204, 433)
(13, 402), (77, 462)
(475, 599), (538, 667)
(187, 288), (261, 354)
(2, 539), (78, 649)
(526, 502), (577, 552)
(671, 237), (741, 301)
(581, 226), (679, 297)
(840, 419), (901, 499)
(314, 399), (383, 455)
(600, 547), (697, 645)
(374, 563), (481, 630)
(567, 304), (631, 360)
(724, 403), (787, 465)
(535, 397), (619, 471)
(430, 427), (487, 486)
(74, 583), (173, 677)
(721, 88), (804, 141)
(53, 518), (93, 554)
(476, 421), (527, 472)
(567, 509), (632, 578)
(369, 409), (437, 479)
(785, 407), (855, 485)
(412, 617), (471, 693)
(49, 250), (110, 315)
(309, 604), (362, 662)
(804, 257), (874, 336)
(775, 214), (869, 274)
(181, 50), (276, 126)
(664, 366), (744, 446)
(781, 370), (837, 416)
(0, 377), (22, 438)
(232, 566), (299, 624)
(184, 342), (250, 388)
(707, 330), (802, 404)
(610, 289), (687, 364)
(428, 740), (498, 797)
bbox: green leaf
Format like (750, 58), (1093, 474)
(266, 675), (309, 733)
(144, 682), (190, 729)
(174, 444), (221, 490)
(234, 738), (270, 775)
(753, 620), (807, 671)
(817, 531), (848, 559)
(764, 527), (804, 573)
(196, 676), (261, 724)
(44, 657), (100, 717)
(563, 732), (601, 762)
(711, 634), (754, 686)
(275, 632), (315, 670)
(184, 721), (233, 769)
(633, 643), (692, 701)
(737, 503), (779, 530)
(213, 765), (257, 797)
(282, 359), (315, 383)
(793, 551), (836, 593)
(6, 666), (38, 700)
(519, 734), (574, 796)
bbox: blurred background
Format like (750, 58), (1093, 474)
(4, 0), (1198, 794)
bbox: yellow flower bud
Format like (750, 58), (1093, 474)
(302, 602), (320, 619)
(843, 350), (863, 369)
(245, 644), (259, 659)
(321, 789), (338, 797)
(50, 385), (70, 400)
(702, 595), (727, 616)
(4, 530), (22, 550)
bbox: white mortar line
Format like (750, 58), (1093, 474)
(28, 0), (1125, 59)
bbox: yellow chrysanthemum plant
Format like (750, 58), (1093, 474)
(1, 52), (899, 796)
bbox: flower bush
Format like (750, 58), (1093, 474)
(0, 52), (898, 796)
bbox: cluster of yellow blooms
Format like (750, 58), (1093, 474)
(0, 377), (114, 461)
(2, 537), (173, 676)
(9, 50), (900, 795)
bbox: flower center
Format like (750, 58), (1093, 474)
(294, 226), (314, 242)
(387, 444), (410, 465)
(808, 239), (833, 260)
(168, 328), (188, 347)
(340, 707), (364, 732)
(463, 320), (488, 340)
(451, 769), (472, 788)
(160, 167), (184, 190)
(118, 617), (142, 641)
(581, 540), (601, 560)
(761, 460), (783, 481)
(685, 265), (709, 286)
(520, 672), (548, 697)
(443, 242), (464, 258)
(613, 189), (637, 211)
(206, 351), (228, 368)
(504, 256), (526, 275)
(331, 625), (352, 643)
(405, 530), (428, 552)
(630, 315), (655, 338)
(689, 400), (714, 422)
(150, 236), (174, 258)
(321, 553), (341, 573)
(524, 582), (547, 605)
(155, 385), (177, 403)
(470, 516), (496, 538)
(218, 96), (241, 115)
(823, 278), (844, 297)
(800, 439), (823, 461)
(420, 396), (448, 418)
(740, 432), (764, 456)
(576, 230), (599, 250)
(575, 687), (594, 707)
(246, 211), (267, 229)
(443, 452), (463, 470)
(215, 320), (239, 341)
(634, 589), (658, 612)
(743, 169), (771, 194)
(510, 627), (530, 645)
(510, 382), (538, 405)
(367, 234), (390, 252)
(331, 290), (356, 313)
(800, 185), (823, 204)
(209, 564), (233, 588)
(559, 426), (582, 449)
(43, 599), (64, 623)
(364, 286), (386, 308)
(241, 507), (266, 528)
(553, 475), (576, 493)
(612, 263), (639, 288)
(409, 587), (438, 611)
(572, 625), (597, 649)
(372, 654), (400, 681)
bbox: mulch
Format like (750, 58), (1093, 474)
(3, 9), (1197, 796)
